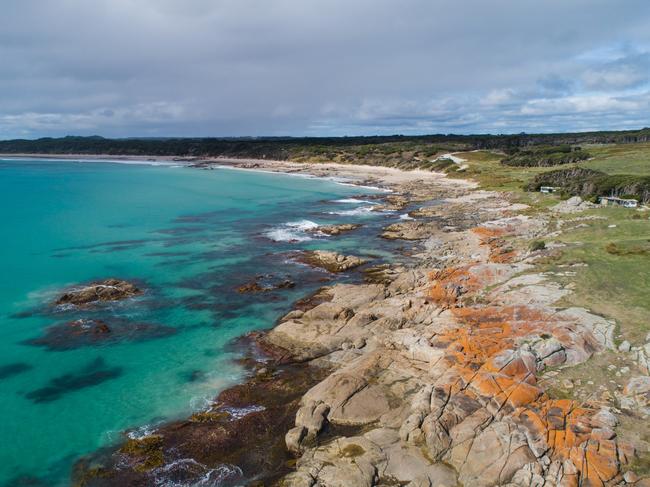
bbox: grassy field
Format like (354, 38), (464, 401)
(584, 143), (650, 175)
(449, 147), (650, 344)
(444, 150), (546, 191)
(448, 142), (650, 183)
(548, 208), (650, 343)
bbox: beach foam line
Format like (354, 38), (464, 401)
(213, 164), (391, 192)
(330, 179), (392, 192)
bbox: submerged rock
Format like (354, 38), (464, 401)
(25, 357), (122, 403)
(25, 318), (176, 351)
(0, 362), (33, 380)
(236, 275), (295, 293)
(54, 279), (142, 307)
(297, 250), (367, 273)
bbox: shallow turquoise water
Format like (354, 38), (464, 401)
(0, 159), (396, 486)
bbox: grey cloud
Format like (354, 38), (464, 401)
(1, 0), (650, 138)
(582, 52), (650, 90)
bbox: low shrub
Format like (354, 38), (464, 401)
(530, 240), (546, 251)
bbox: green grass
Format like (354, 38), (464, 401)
(584, 143), (650, 175)
(543, 208), (650, 343)
(454, 143), (650, 189)
(445, 150), (547, 191)
(451, 148), (650, 343)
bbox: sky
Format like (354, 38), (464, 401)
(1, 0), (650, 138)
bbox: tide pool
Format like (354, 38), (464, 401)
(0, 159), (397, 486)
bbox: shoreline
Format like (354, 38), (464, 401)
(53, 156), (644, 486)
(1, 152), (476, 195)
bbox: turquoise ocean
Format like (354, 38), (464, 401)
(0, 159), (399, 486)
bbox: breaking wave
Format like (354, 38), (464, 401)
(327, 206), (376, 216)
(333, 198), (377, 204)
(264, 220), (321, 242)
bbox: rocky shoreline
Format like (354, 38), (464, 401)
(73, 160), (648, 486)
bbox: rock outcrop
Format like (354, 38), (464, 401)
(552, 196), (597, 213)
(262, 192), (636, 487)
(382, 221), (439, 240)
(312, 223), (362, 236)
(236, 275), (295, 293)
(54, 279), (142, 307)
(297, 250), (367, 273)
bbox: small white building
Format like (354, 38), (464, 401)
(599, 196), (638, 208)
(540, 186), (559, 194)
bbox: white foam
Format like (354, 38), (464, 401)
(286, 220), (319, 231)
(189, 394), (216, 411)
(332, 180), (392, 192)
(223, 405), (266, 420)
(264, 219), (321, 242)
(399, 213), (414, 220)
(333, 198), (377, 204)
(126, 423), (159, 440)
(327, 206), (376, 216)
(95, 159), (185, 167)
(152, 458), (243, 487)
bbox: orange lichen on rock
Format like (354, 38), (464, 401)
(422, 302), (631, 485)
(472, 225), (518, 263)
(428, 266), (473, 308)
(428, 264), (515, 308)
(515, 400), (628, 487)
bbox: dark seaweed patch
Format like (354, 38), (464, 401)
(2, 475), (49, 487)
(180, 369), (207, 383)
(173, 208), (250, 224)
(24, 318), (177, 351)
(144, 251), (192, 258)
(154, 226), (207, 236)
(25, 357), (122, 403)
(55, 239), (151, 252)
(0, 362), (33, 380)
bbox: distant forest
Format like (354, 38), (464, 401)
(1, 128), (649, 170)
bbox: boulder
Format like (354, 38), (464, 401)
(455, 420), (536, 486)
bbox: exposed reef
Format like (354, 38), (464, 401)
(54, 278), (142, 307)
(24, 318), (176, 350)
(236, 275), (296, 294)
(296, 250), (367, 273)
(312, 223), (362, 236)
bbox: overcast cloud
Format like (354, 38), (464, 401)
(1, 0), (650, 138)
